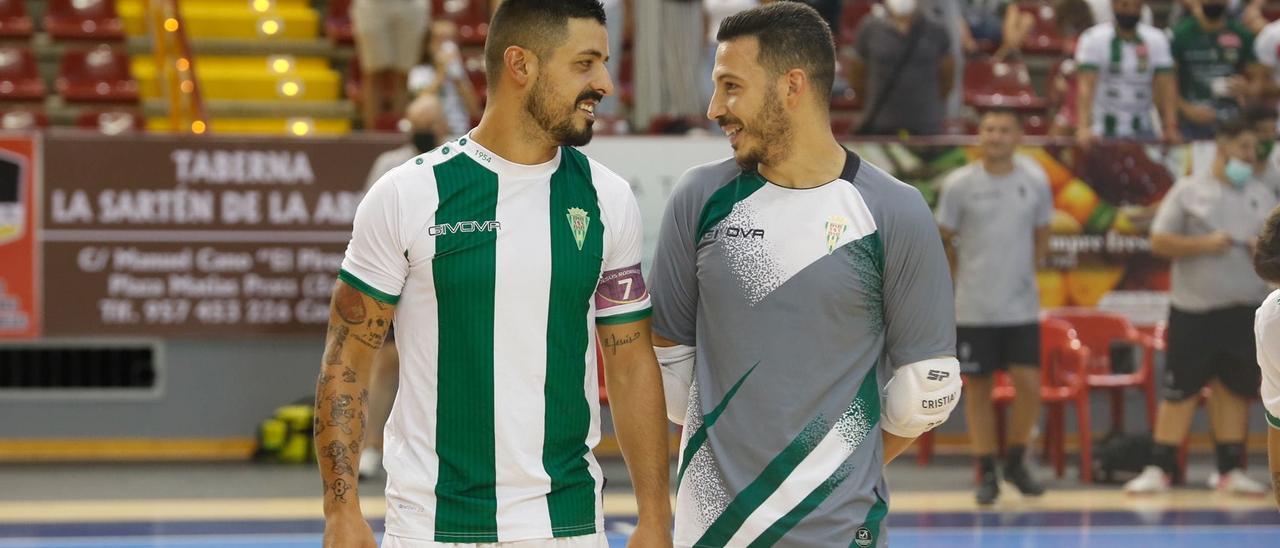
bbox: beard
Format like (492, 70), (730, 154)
(724, 88), (793, 171)
(524, 76), (598, 147)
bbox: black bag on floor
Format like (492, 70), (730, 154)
(1092, 432), (1153, 484)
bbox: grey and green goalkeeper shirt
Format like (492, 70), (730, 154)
(649, 150), (956, 547)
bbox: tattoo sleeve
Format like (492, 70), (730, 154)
(315, 281), (394, 515)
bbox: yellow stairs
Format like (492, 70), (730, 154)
(124, 0), (350, 135)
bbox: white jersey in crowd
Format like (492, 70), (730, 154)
(1075, 22), (1174, 138)
(340, 134), (652, 543)
(1256, 288), (1280, 429)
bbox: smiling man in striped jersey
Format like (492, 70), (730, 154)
(315, 1), (672, 547)
(648, 3), (961, 547)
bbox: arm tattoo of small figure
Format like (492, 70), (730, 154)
(325, 324), (349, 365)
(322, 440), (354, 477)
(326, 393), (356, 434)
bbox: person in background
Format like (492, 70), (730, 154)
(353, 93), (448, 481)
(956, 0), (1034, 59)
(1075, 0), (1179, 146)
(850, 0), (955, 136)
(1084, 0), (1152, 26)
(1244, 104), (1280, 194)
(936, 109), (1052, 506)
(1048, 1), (1097, 137)
(1171, 0), (1266, 141)
(1126, 118), (1277, 495)
(1250, 203), (1280, 510)
(351, 0), (429, 130)
(408, 20), (483, 137)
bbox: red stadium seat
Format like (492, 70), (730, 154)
(618, 50), (633, 107)
(990, 318), (1093, 483)
(0, 106), (45, 129)
(0, 0), (33, 39)
(435, 0), (488, 47)
(0, 47), (46, 101)
(75, 108), (142, 134)
(325, 0), (353, 44)
(1048, 309), (1160, 434)
(56, 46), (139, 103)
(839, 1), (876, 46)
(1017, 1), (1064, 56)
(44, 0), (124, 41)
(964, 56), (1049, 111)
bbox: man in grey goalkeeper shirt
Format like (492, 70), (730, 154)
(935, 109), (1052, 505)
(647, 4), (962, 547)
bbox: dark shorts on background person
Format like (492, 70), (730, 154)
(957, 323), (1041, 376)
(1163, 305), (1259, 401)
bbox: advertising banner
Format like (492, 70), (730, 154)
(41, 132), (401, 337)
(0, 134), (38, 339)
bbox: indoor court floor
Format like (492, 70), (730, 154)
(1, 456), (1277, 547)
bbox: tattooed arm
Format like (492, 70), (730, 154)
(317, 280), (393, 548)
(598, 319), (673, 547)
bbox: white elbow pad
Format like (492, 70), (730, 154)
(881, 357), (962, 438)
(655, 344), (695, 425)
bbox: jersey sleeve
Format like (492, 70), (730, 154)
(648, 167), (708, 347)
(1076, 27), (1106, 71)
(933, 169), (965, 232)
(1256, 296), (1280, 428)
(1150, 179), (1188, 236)
(339, 171), (408, 304)
(594, 168), (652, 325)
(1256, 22), (1280, 68)
(1030, 161), (1054, 227)
(1150, 31), (1175, 72)
(882, 184), (957, 367)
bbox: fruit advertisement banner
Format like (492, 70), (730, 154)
(848, 140), (1183, 326)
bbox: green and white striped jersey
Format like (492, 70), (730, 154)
(1075, 22), (1174, 138)
(339, 134), (651, 544)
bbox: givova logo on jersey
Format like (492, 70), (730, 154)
(427, 220), (502, 236)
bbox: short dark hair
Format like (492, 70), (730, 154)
(484, 0), (607, 91)
(716, 2), (836, 103)
(1255, 205), (1280, 283)
(1216, 117), (1256, 140)
(979, 107), (1022, 125)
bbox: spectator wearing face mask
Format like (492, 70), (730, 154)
(1075, 0), (1179, 146)
(850, 0), (956, 136)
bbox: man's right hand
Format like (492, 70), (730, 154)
(323, 514), (377, 548)
(1200, 231), (1233, 255)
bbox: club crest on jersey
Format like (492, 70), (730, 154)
(825, 215), (849, 254)
(567, 207), (589, 250)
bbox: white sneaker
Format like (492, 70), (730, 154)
(1124, 465), (1171, 494)
(1210, 469), (1270, 496)
(358, 447), (383, 479)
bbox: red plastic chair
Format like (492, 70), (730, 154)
(1017, 1), (1064, 55)
(0, 47), (46, 101)
(56, 46), (139, 103)
(344, 56), (363, 103)
(325, 0), (353, 44)
(963, 57), (1049, 111)
(44, 0), (124, 41)
(0, 0), (33, 39)
(989, 318), (1093, 482)
(75, 108), (141, 134)
(0, 106), (45, 129)
(1048, 308), (1161, 434)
